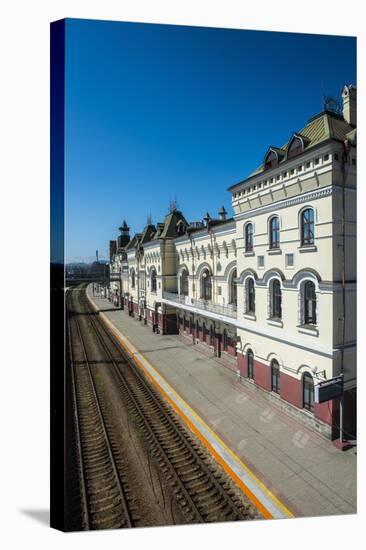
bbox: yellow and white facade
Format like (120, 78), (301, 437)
(109, 86), (357, 440)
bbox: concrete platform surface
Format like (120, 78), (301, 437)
(86, 286), (357, 519)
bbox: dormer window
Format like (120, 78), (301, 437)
(287, 134), (305, 159)
(264, 149), (279, 170)
(176, 220), (186, 236)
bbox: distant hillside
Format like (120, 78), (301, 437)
(66, 261), (109, 279)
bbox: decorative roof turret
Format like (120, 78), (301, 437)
(218, 206), (227, 221)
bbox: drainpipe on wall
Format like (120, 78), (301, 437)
(207, 222), (215, 303)
(339, 139), (350, 443)
(189, 232), (195, 300)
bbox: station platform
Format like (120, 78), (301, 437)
(86, 285), (356, 519)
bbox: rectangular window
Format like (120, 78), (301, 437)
(257, 256), (264, 268)
(323, 154), (329, 161)
(314, 157), (320, 165)
(276, 174), (281, 181)
(285, 253), (294, 268)
(290, 168), (295, 175)
(306, 161), (311, 169)
(334, 153), (339, 161)
(352, 158), (356, 166)
(217, 286), (222, 295)
(297, 165), (303, 172)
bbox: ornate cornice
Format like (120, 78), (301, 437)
(234, 186), (334, 221)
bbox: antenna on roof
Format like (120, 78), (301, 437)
(169, 196), (179, 213)
(146, 213), (153, 225)
(323, 95), (342, 116)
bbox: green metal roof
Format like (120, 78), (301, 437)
(246, 111), (354, 179)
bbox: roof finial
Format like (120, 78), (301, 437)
(203, 212), (211, 226)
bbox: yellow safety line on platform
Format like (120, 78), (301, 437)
(87, 289), (294, 520)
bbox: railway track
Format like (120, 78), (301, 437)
(67, 292), (137, 530)
(74, 288), (256, 525)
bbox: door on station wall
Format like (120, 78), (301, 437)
(195, 320), (200, 340)
(271, 359), (280, 394)
(153, 304), (159, 331)
(223, 329), (228, 352)
(216, 332), (221, 357)
(247, 349), (254, 379)
(303, 372), (314, 412)
(209, 325), (214, 346)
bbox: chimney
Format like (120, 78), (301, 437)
(218, 206), (227, 221)
(342, 85), (356, 126)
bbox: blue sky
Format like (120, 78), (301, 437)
(64, 19), (356, 263)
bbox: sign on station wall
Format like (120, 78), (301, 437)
(314, 375), (344, 404)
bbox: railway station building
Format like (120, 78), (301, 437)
(108, 85), (357, 441)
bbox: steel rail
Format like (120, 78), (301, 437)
(66, 290), (90, 530)
(69, 289), (134, 529)
(80, 294), (206, 523)
(79, 290), (250, 522)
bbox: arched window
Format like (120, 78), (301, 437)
(223, 329), (228, 352)
(271, 359), (280, 394)
(247, 349), (254, 379)
(304, 281), (317, 325)
(180, 269), (189, 296)
(270, 280), (282, 319)
(245, 223), (253, 252)
(201, 268), (212, 300)
(303, 372), (314, 411)
(131, 269), (136, 288)
(269, 216), (280, 249)
(151, 269), (157, 293)
(245, 278), (255, 314)
(244, 277), (255, 313)
(229, 269), (237, 305)
(301, 208), (314, 246)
